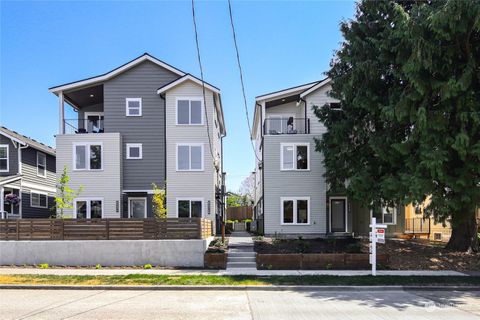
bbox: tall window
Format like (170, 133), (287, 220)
(0, 145), (8, 172)
(74, 143), (102, 170)
(281, 143), (309, 170)
(281, 197), (309, 224)
(37, 152), (46, 177)
(177, 199), (203, 218)
(75, 199), (103, 219)
(126, 98), (142, 116)
(177, 99), (202, 125)
(31, 192), (48, 208)
(177, 144), (203, 171)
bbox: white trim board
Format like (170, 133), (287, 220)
(280, 197), (311, 225)
(22, 181), (56, 193)
(329, 196), (348, 233)
(49, 54), (186, 93)
(157, 74), (220, 94)
(300, 78), (332, 98)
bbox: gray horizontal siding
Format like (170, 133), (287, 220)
(104, 60), (180, 190)
(21, 147), (56, 189)
(0, 134), (19, 175)
(21, 192), (55, 218)
(263, 134), (327, 235)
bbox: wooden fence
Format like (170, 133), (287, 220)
(0, 218), (213, 241)
(226, 206), (253, 221)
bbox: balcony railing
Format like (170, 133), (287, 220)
(64, 119), (104, 134)
(263, 118), (310, 135)
(404, 218), (431, 234)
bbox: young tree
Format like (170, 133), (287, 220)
(315, 0), (479, 251)
(54, 166), (83, 218)
(152, 182), (167, 219)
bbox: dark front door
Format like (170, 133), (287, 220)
(330, 198), (346, 232)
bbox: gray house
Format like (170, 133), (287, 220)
(50, 53), (226, 228)
(0, 127), (56, 218)
(251, 79), (405, 237)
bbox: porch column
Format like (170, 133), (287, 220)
(0, 186), (4, 219)
(59, 91), (65, 134)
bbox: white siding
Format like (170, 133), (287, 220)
(56, 133), (122, 218)
(165, 81), (220, 224)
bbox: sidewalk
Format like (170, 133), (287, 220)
(0, 267), (470, 277)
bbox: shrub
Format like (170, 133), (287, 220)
(346, 242), (362, 253)
(38, 263), (49, 269)
(95, 264), (102, 269)
(143, 264), (153, 269)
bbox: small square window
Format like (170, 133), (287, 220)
(126, 144), (143, 159)
(126, 98), (142, 116)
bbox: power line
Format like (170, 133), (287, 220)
(227, 0), (261, 162)
(191, 0), (215, 161)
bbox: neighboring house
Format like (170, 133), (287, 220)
(50, 53), (226, 229)
(251, 79), (405, 237)
(0, 127), (56, 218)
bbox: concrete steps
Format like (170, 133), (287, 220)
(226, 231), (257, 271)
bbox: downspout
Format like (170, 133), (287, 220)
(160, 92), (167, 215)
(256, 102), (265, 234)
(18, 144), (28, 219)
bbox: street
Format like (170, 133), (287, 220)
(0, 289), (479, 320)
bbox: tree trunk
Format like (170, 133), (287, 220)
(445, 210), (479, 252)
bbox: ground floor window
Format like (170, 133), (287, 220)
(31, 191), (48, 208)
(128, 197), (147, 218)
(75, 199), (103, 219)
(281, 197), (309, 224)
(177, 199), (203, 218)
(372, 206), (397, 225)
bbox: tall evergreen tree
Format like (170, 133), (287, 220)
(315, 0), (480, 251)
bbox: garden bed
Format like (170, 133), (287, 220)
(254, 237), (363, 254)
(204, 238), (228, 269)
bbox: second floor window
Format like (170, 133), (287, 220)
(281, 143), (309, 170)
(177, 144), (203, 171)
(74, 143), (102, 170)
(37, 152), (46, 177)
(177, 99), (202, 125)
(0, 145), (8, 172)
(126, 98), (142, 116)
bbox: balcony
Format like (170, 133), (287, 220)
(64, 118), (104, 134)
(263, 118), (310, 135)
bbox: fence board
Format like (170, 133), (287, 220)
(0, 218), (212, 241)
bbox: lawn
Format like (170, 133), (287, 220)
(0, 274), (479, 286)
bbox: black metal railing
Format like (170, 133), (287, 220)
(404, 218), (431, 234)
(64, 119), (104, 134)
(263, 118), (310, 135)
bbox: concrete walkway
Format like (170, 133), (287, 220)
(226, 231), (257, 271)
(0, 268), (470, 276)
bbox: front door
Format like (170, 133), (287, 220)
(129, 198), (147, 218)
(330, 198), (346, 233)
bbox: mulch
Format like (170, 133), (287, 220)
(254, 237), (360, 254)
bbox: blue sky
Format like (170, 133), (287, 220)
(0, 0), (355, 191)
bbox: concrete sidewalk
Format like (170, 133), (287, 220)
(0, 267), (470, 276)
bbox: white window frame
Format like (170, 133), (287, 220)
(280, 197), (310, 225)
(329, 196), (348, 233)
(280, 143), (310, 171)
(84, 112), (104, 132)
(126, 98), (142, 117)
(73, 142), (103, 171)
(175, 97), (204, 125)
(126, 143), (143, 159)
(176, 197), (204, 218)
(176, 143), (204, 171)
(370, 206), (397, 225)
(30, 190), (48, 209)
(0, 144), (9, 172)
(73, 198), (104, 219)
(128, 197), (147, 218)
(36, 152), (47, 178)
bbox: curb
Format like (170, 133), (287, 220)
(0, 284), (479, 291)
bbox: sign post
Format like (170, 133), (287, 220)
(369, 217), (387, 276)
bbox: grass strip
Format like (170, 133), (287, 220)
(0, 275), (479, 286)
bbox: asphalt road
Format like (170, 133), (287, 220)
(1, 289), (479, 320)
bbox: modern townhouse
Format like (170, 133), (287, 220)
(0, 127), (56, 219)
(251, 79), (405, 237)
(50, 53), (226, 230)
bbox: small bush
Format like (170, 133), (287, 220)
(143, 264), (153, 269)
(243, 219), (252, 223)
(346, 242), (362, 253)
(38, 263), (49, 269)
(253, 235), (264, 241)
(325, 263), (333, 270)
(95, 264), (102, 269)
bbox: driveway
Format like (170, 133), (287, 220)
(1, 289), (479, 319)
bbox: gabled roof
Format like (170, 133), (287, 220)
(0, 174), (22, 186)
(0, 127), (55, 155)
(255, 80), (320, 102)
(299, 77), (331, 98)
(156, 74), (220, 95)
(49, 53), (186, 94)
